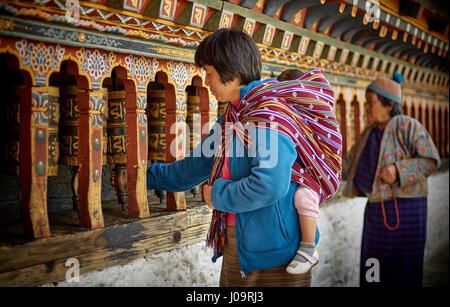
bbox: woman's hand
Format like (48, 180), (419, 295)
(203, 184), (214, 209)
(379, 163), (398, 184)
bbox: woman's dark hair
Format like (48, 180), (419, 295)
(368, 90), (402, 117)
(195, 28), (262, 85)
(277, 69), (305, 81)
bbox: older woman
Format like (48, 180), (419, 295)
(342, 74), (441, 287)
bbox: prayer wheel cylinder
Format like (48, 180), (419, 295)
(107, 90), (128, 210)
(59, 86), (80, 167)
(186, 86), (201, 151)
(147, 87), (166, 203)
(107, 90), (127, 165)
(147, 89), (166, 162)
(186, 86), (201, 197)
(59, 85), (80, 209)
(218, 101), (228, 116)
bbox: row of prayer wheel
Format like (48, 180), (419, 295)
(1, 79), (447, 227)
(2, 82), (207, 210)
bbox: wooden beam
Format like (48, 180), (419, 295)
(0, 203), (212, 286)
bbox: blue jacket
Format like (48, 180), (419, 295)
(147, 81), (320, 274)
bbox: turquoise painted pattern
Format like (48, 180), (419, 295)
(342, 115), (441, 202)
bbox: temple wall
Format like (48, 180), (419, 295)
(0, 0), (448, 240)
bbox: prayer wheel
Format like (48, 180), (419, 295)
(147, 88), (166, 162)
(47, 87), (60, 177)
(59, 85), (80, 210)
(218, 101), (228, 116)
(147, 85), (166, 203)
(186, 86), (201, 197)
(107, 90), (128, 211)
(1, 86), (59, 177)
(101, 88), (108, 165)
(59, 86), (80, 166)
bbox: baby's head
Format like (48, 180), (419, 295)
(277, 69), (305, 81)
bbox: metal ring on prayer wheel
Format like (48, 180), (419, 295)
(147, 89), (166, 162)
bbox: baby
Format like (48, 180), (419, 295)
(277, 69), (322, 275)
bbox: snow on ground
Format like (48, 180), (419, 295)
(44, 170), (449, 287)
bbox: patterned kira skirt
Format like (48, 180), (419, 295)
(219, 225), (312, 287)
(359, 197), (428, 287)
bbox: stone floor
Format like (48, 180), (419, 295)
(423, 243), (449, 287)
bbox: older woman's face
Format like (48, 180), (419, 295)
(365, 91), (392, 126)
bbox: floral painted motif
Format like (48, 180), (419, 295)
(76, 48), (115, 90)
(137, 94), (147, 125)
(15, 40), (65, 86)
(89, 94), (104, 128)
(124, 55), (159, 92)
(167, 61), (195, 93)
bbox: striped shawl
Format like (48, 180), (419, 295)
(207, 69), (343, 260)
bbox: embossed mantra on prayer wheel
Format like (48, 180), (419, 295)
(147, 86), (166, 203)
(107, 90), (128, 210)
(186, 86), (201, 197)
(59, 85), (81, 210)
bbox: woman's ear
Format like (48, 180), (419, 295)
(228, 75), (242, 87)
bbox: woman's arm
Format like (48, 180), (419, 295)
(393, 118), (441, 187)
(147, 116), (223, 192)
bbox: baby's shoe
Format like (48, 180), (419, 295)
(286, 242), (319, 275)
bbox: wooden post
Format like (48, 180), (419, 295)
(126, 91), (150, 218)
(77, 90), (104, 229)
(20, 86), (59, 239)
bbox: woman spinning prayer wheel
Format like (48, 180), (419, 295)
(147, 81), (167, 203)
